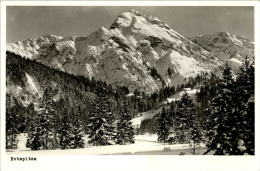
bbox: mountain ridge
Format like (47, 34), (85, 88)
(190, 31), (254, 71)
(7, 9), (252, 93)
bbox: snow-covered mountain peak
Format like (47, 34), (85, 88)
(192, 32), (253, 50)
(214, 32), (252, 47)
(190, 32), (254, 70)
(110, 9), (183, 44)
(7, 10), (228, 92)
(7, 34), (64, 59)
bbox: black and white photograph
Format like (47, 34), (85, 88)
(1, 1), (259, 171)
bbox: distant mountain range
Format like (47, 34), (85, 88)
(190, 32), (254, 71)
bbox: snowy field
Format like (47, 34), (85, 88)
(6, 133), (208, 155)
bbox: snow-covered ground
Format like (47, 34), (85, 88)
(7, 134), (207, 155)
(166, 87), (199, 103)
(16, 133), (28, 151)
(131, 108), (161, 128)
(7, 87), (205, 155)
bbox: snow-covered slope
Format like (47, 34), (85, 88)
(7, 9), (223, 92)
(190, 32), (254, 70)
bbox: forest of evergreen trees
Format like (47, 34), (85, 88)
(6, 82), (135, 150)
(6, 52), (137, 150)
(156, 57), (255, 155)
(6, 51), (255, 155)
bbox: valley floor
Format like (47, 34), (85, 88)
(6, 133), (208, 155)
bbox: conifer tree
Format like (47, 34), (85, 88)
(243, 95), (254, 154)
(116, 100), (135, 145)
(70, 108), (85, 149)
(233, 57), (255, 154)
(39, 87), (57, 149)
(86, 82), (116, 146)
(6, 103), (18, 149)
(57, 111), (72, 149)
(189, 110), (203, 154)
(27, 86), (57, 150)
(27, 119), (42, 150)
(205, 63), (238, 155)
(157, 107), (172, 143)
(173, 93), (196, 143)
(236, 56), (254, 102)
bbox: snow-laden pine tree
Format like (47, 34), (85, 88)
(6, 95), (18, 149)
(173, 92), (197, 144)
(27, 119), (42, 150)
(236, 56), (254, 98)
(157, 107), (172, 143)
(39, 87), (57, 149)
(205, 63), (238, 155)
(27, 87), (57, 150)
(243, 95), (254, 154)
(234, 57), (255, 154)
(86, 82), (116, 146)
(70, 107), (85, 149)
(115, 100), (135, 145)
(57, 111), (73, 149)
(205, 59), (255, 155)
(188, 109), (203, 154)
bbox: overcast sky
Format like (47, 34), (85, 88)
(7, 6), (254, 43)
